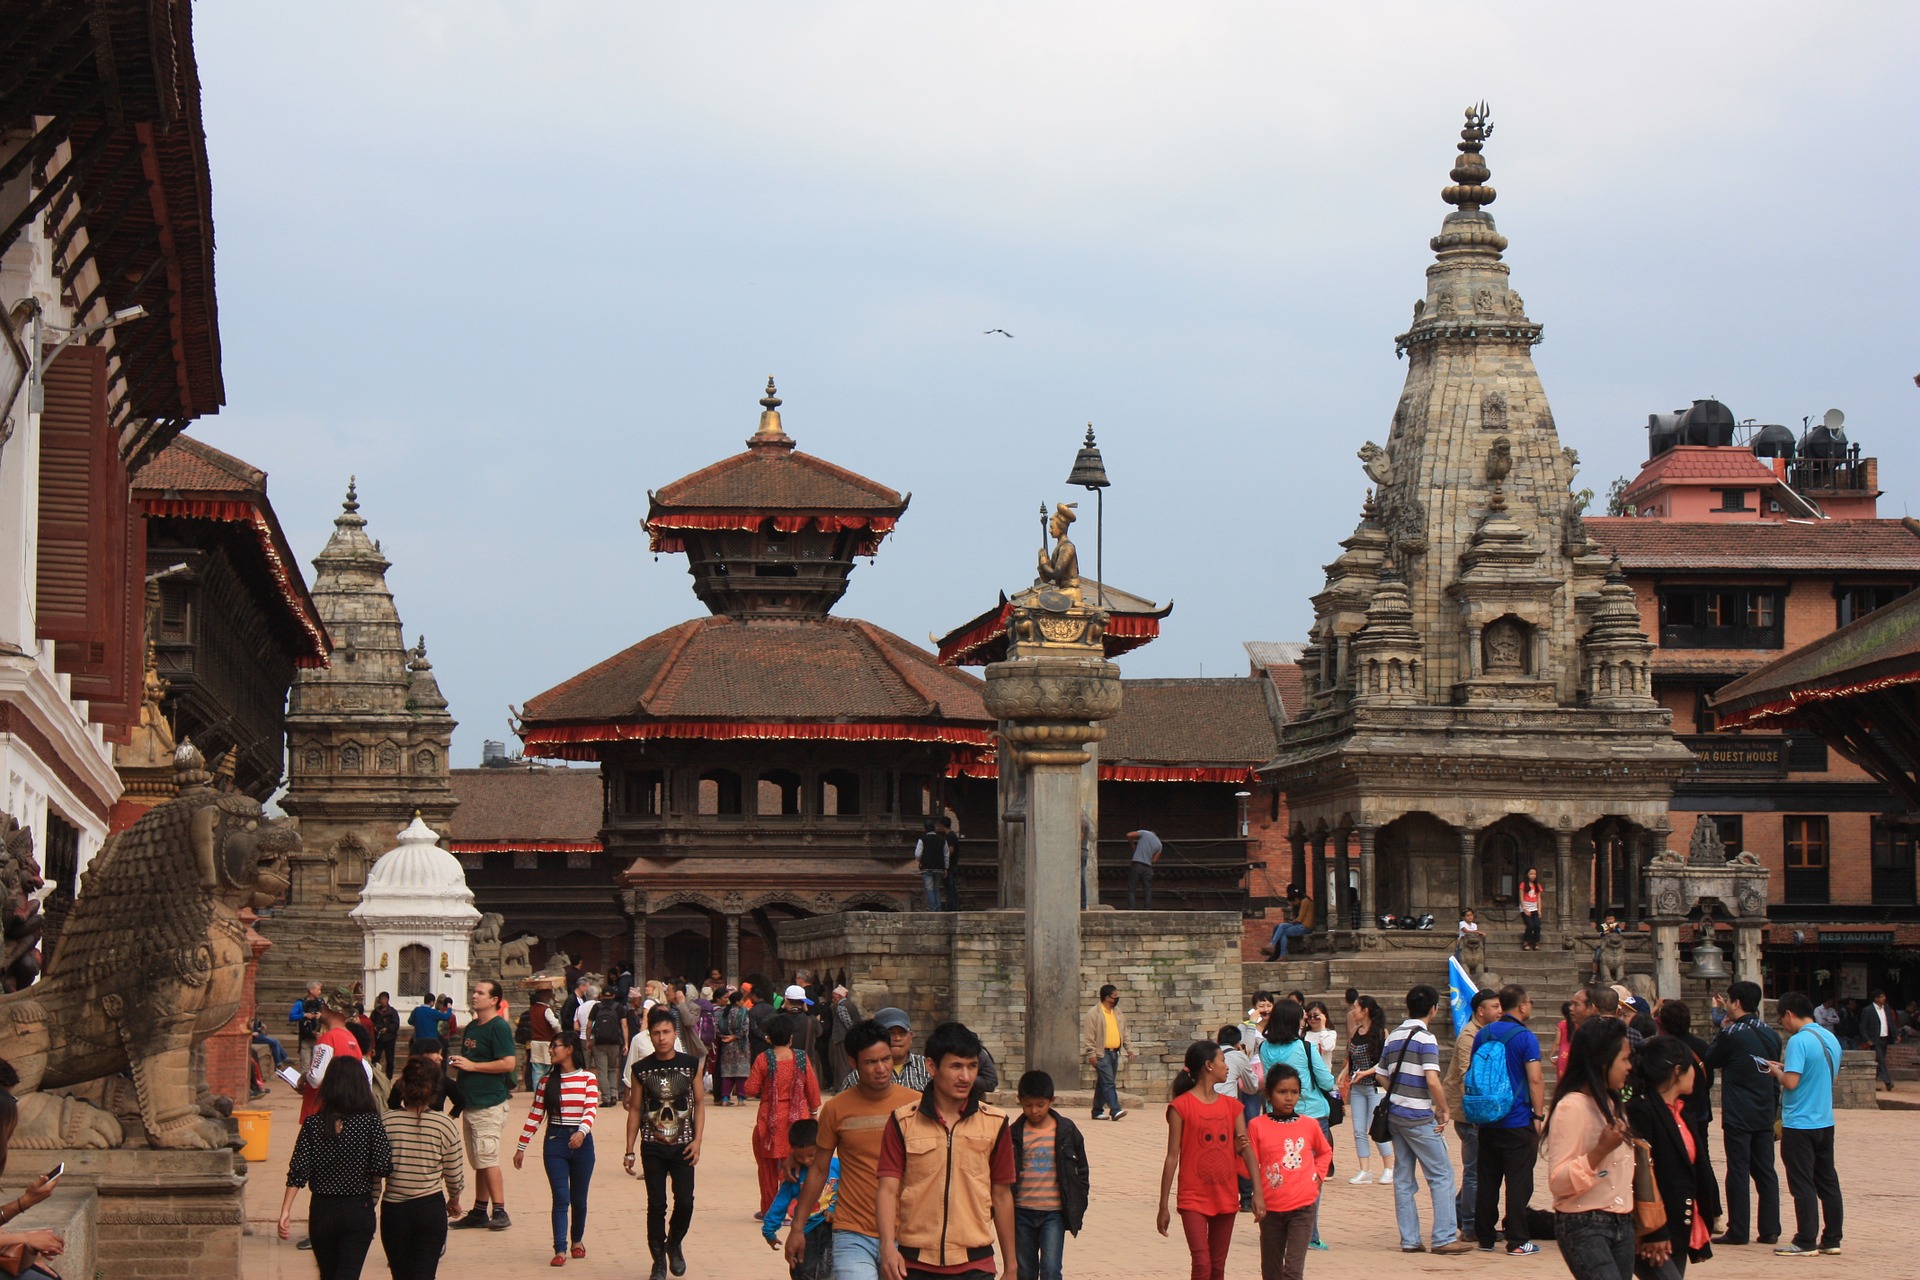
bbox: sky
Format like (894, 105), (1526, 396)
(184, 3), (1920, 769)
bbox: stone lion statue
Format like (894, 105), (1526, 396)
(499, 934), (538, 969)
(472, 912), (506, 947)
(1, 744), (296, 1149)
(1595, 930), (1629, 985)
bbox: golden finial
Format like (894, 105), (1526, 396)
(1441, 102), (1497, 211)
(749, 376), (794, 450)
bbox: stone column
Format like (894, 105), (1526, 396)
(1080, 743), (1101, 909)
(1309, 831), (1328, 932)
(983, 603), (1122, 1086)
(1652, 921), (1682, 1001)
(1553, 829), (1574, 934)
(1733, 922), (1764, 987)
(1289, 830), (1307, 895)
(997, 726), (1025, 907)
(1628, 829), (1651, 923)
(1355, 826), (1378, 935)
(1333, 828), (1354, 936)
(724, 915), (741, 984)
(624, 890), (647, 978)
(1459, 828), (1479, 920)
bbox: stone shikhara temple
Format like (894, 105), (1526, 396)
(1266, 107), (1694, 945)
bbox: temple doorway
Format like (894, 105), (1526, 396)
(1478, 815), (1553, 909)
(1376, 811), (1459, 916)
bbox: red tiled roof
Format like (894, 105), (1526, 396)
(1102, 678), (1279, 769)
(1623, 446), (1779, 492)
(133, 435), (261, 493)
(521, 616), (990, 730)
(650, 447), (905, 515)
(1587, 518), (1920, 572)
(1267, 664), (1306, 719)
(446, 767), (603, 844)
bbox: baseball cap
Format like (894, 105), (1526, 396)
(784, 984), (811, 1003)
(873, 1006), (912, 1031)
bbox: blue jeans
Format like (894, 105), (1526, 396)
(1269, 922), (1308, 956)
(921, 870), (944, 911)
(1014, 1207), (1064, 1280)
(1454, 1120), (1479, 1237)
(1092, 1049), (1121, 1118)
(1388, 1113), (1458, 1249)
(542, 1127), (594, 1255)
(1350, 1084), (1384, 1161)
(833, 1229), (881, 1280)
(253, 1032), (286, 1066)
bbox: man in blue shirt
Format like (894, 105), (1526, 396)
(408, 995), (453, 1048)
(1764, 991), (1843, 1257)
(1472, 984), (1545, 1256)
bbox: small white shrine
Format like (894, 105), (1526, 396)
(350, 814), (479, 1014)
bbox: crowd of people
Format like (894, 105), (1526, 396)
(263, 958), (1888, 1280)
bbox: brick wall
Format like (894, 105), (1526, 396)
(777, 910), (1242, 1093)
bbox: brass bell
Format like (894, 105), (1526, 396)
(1690, 935), (1730, 981)
(1065, 425), (1110, 489)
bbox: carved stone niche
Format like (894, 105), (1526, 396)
(1483, 616), (1532, 676)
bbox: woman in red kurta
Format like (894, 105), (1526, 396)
(744, 1013), (821, 1215)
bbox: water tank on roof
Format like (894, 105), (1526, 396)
(1802, 408), (1848, 460)
(1678, 399), (1736, 447)
(1647, 412), (1683, 460)
(1751, 424), (1796, 460)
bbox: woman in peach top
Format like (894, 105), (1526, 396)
(1544, 1019), (1636, 1279)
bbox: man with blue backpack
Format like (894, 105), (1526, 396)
(1465, 984), (1545, 1256)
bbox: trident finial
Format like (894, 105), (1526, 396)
(1442, 102), (1497, 211)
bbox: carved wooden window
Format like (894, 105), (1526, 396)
(1836, 583), (1910, 627)
(340, 745), (362, 773)
(1659, 587), (1783, 650)
(456, 852), (484, 870)
(698, 770), (742, 817)
(566, 850), (593, 870)
(513, 851), (539, 870)
(899, 773), (931, 819)
(819, 770), (860, 817)
(1783, 816), (1829, 904)
(1871, 819), (1916, 906)
(398, 944), (432, 998)
(622, 770), (664, 816)
(758, 770), (802, 817)
(378, 745), (399, 771)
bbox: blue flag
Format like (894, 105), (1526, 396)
(1448, 954), (1479, 1037)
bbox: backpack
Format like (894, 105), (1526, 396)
(590, 1000), (627, 1046)
(514, 1008), (533, 1046)
(1462, 1021), (1521, 1125)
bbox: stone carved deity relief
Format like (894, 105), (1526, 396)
(1473, 286), (1497, 315)
(1506, 291), (1526, 317)
(378, 744), (398, 772)
(1480, 391), (1507, 433)
(1483, 617), (1530, 675)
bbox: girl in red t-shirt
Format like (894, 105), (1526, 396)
(1157, 1040), (1255, 1280)
(1247, 1062), (1333, 1280)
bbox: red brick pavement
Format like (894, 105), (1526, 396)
(239, 1081), (1919, 1277)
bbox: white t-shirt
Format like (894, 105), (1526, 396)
(573, 998), (598, 1038)
(1458, 919), (1480, 935)
(1306, 1028), (1338, 1066)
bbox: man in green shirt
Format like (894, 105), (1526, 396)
(449, 978), (518, 1230)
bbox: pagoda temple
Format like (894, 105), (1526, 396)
(1264, 107), (1691, 944)
(515, 382), (996, 978)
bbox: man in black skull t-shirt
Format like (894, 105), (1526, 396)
(625, 1005), (705, 1279)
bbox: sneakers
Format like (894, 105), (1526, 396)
(1508, 1242), (1541, 1256)
(452, 1209), (490, 1230)
(1818, 1245), (1843, 1256)
(489, 1207), (512, 1230)
(1111, 1108), (1128, 1121)
(668, 1244), (688, 1276)
(1308, 1240), (1329, 1251)
(1379, 1169), (1396, 1187)
(1774, 1243), (1821, 1256)
(1401, 1244), (1428, 1253)
(1349, 1170), (1374, 1185)
(1432, 1241), (1478, 1255)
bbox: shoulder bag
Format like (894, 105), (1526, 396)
(1369, 1033), (1417, 1146)
(1630, 1136), (1667, 1238)
(0, 1242), (58, 1278)
(1305, 1040), (1345, 1127)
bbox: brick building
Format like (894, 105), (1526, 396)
(1588, 407), (1920, 1002)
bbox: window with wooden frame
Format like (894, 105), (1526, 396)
(1783, 816), (1829, 904)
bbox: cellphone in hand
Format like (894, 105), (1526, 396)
(1750, 1055), (1772, 1070)
(43, 1162), (64, 1182)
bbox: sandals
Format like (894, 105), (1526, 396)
(571, 1244), (587, 1259)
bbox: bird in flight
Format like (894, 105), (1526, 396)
(983, 328), (1014, 338)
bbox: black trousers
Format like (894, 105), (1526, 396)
(310, 1192), (377, 1280)
(1475, 1123), (1538, 1247)
(380, 1191), (448, 1279)
(1128, 862), (1153, 909)
(1779, 1126), (1842, 1250)
(641, 1143), (696, 1256)
(1720, 1126), (1780, 1243)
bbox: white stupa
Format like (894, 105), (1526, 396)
(350, 813), (480, 1015)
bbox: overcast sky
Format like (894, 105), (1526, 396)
(186, 3), (1919, 769)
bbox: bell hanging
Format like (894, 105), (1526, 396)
(1690, 935), (1730, 981)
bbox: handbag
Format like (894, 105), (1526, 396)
(0, 1242), (58, 1278)
(1369, 1035), (1416, 1147)
(1630, 1137), (1667, 1239)
(1312, 1046), (1346, 1128)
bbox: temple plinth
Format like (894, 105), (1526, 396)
(984, 588), (1121, 1084)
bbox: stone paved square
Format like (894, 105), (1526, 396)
(241, 1081), (1917, 1278)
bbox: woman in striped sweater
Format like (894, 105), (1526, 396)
(381, 1054), (465, 1279)
(515, 1031), (600, 1267)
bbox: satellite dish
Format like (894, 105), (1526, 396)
(1823, 408), (1845, 432)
